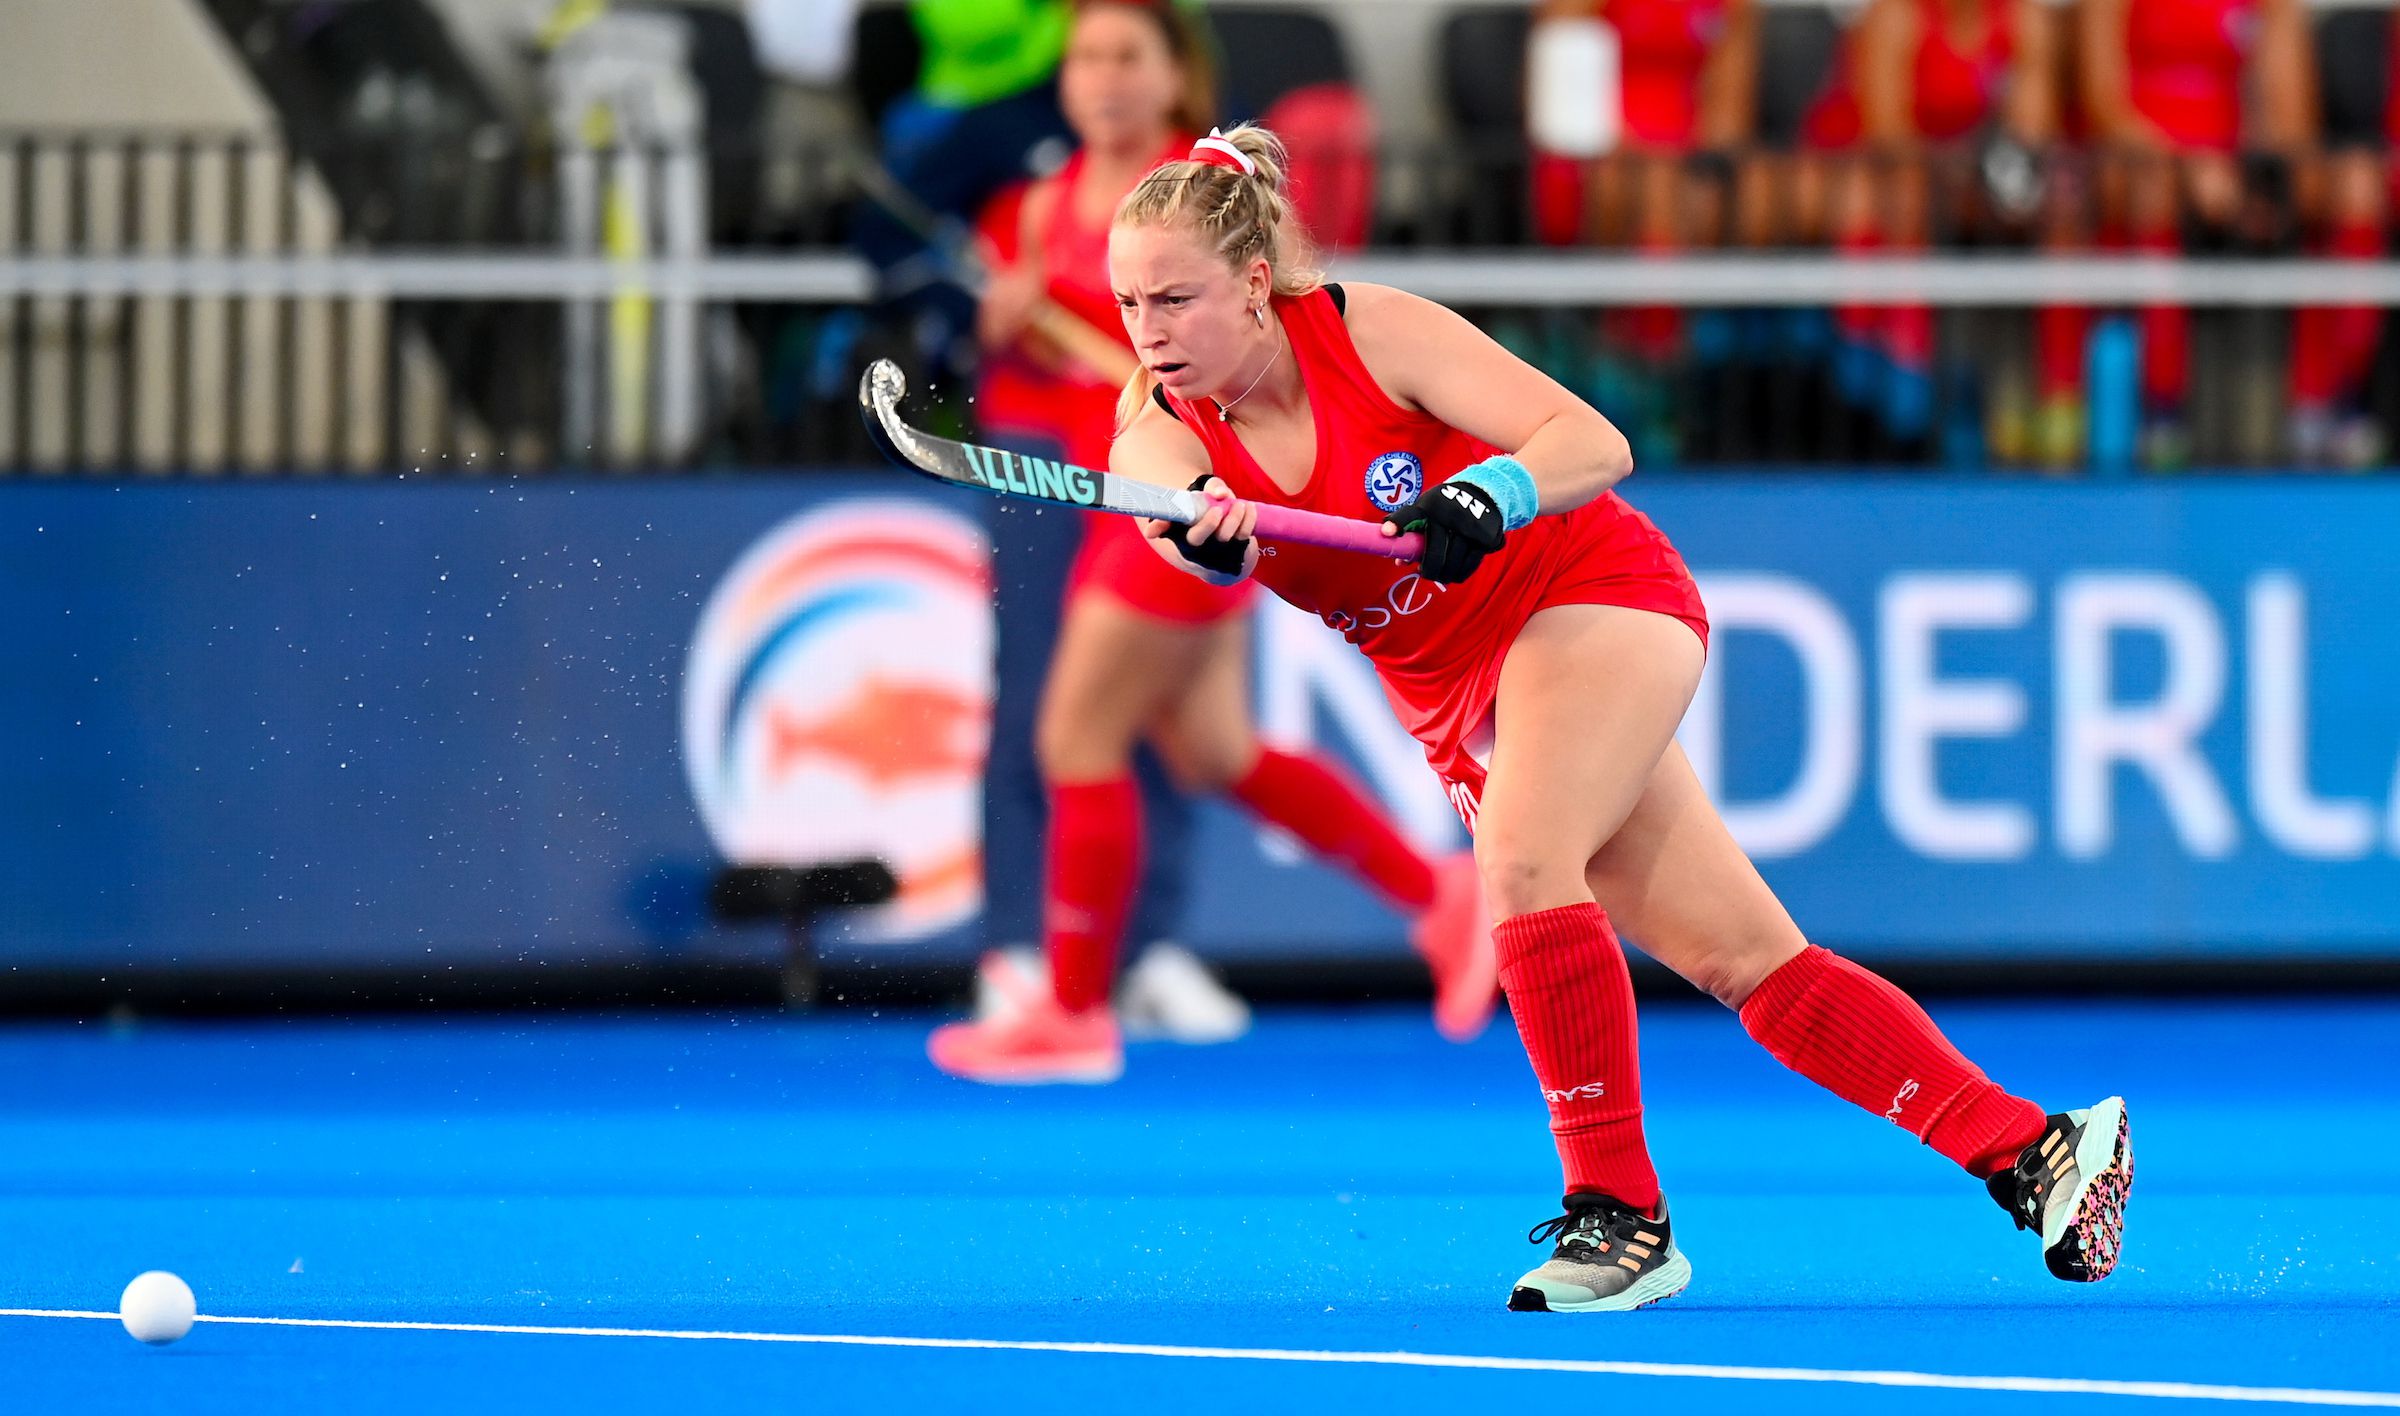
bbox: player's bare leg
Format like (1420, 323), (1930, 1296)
(938, 586), (1491, 1080)
(931, 593), (1213, 1083)
(1473, 604), (1705, 1310)
(1588, 742), (2132, 1283)
(1151, 620), (1496, 1041)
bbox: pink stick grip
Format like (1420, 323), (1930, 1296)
(1249, 501), (1423, 561)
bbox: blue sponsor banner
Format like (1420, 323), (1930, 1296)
(1646, 480), (2400, 956)
(2, 477), (2396, 971)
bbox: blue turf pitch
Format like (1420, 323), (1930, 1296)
(2, 997), (2395, 1411)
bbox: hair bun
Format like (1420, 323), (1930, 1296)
(1213, 124), (1289, 196)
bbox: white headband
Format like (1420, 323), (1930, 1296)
(1187, 128), (1258, 177)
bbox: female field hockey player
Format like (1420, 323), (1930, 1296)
(933, 0), (1497, 1085)
(1106, 123), (2133, 1310)
(2079, 0), (2317, 466)
(1802, 0), (2071, 458)
(966, 0), (1249, 1046)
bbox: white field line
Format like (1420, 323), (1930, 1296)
(4, 1308), (2394, 1409)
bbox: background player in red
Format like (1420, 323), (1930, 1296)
(968, 0), (1244, 1043)
(2278, 0), (2399, 467)
(1804, 0), (2067, 456)
(1527, 0), (1760, 361)
(937, 0), (1497, 1085)
(2079, 0), (2316, 465)
(1109, 123), (2132, 1310)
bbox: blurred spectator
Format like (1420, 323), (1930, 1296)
(2078, 0), (2317, 467)
(1804, 0), (2065, 459)
(743, 0), (863, 83)
(2282, 4), (2392, 467)
(852, 0), (1078, 381)
(744, 0), (870, 234)
(1526, 0), (1761, 359)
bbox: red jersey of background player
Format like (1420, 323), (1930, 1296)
(2124, 0), (2259, 151)
(1803, 0), (2014, 147)
(978, 138), (1254, 624)
(977, 140), (1183, 469)
(1156, 284), (1707, 814)
(1613, 0), (1733, 146)
(1915, 0), (2015, 139)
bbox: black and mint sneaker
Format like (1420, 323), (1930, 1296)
(1988, 1097), (2134, 1282)
(1507, 1194), (1691, 1312)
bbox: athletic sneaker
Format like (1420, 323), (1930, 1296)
(972, 943), (1251, 1045)
(1508, 1194), (1692, 1312)
(1119, 942), (1251, 1044)
(927, 1000), (1123, 1085)
(1987, 1096), (2134, 1282)
(1413, 852), (1498, 1043)
(971, 945), (1049, 1024)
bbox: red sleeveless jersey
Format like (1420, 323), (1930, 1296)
(976, 139), (1184, 469)
(1614, 0), (1731, 147)
(2124, 0), (2257, 152)
(1161, 286), (1708, 808)
(1913, 0), (2013, 141)
(978, 138), (1252, 624)
(1799, 0), (2010, 148)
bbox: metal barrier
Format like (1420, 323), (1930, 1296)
(4, 130), (2395, 474)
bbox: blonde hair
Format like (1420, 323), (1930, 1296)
(1111, 123), (1322, 434)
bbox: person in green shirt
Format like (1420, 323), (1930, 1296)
(855, 0), (1077, 385)
(911, 0), (1071, 110)
(858, 0), (1216, 386)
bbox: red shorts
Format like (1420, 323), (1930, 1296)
(1409, 522), (1710, 837)
(2131, 79), (2241, 154)
(1065, 513), (1256, 624)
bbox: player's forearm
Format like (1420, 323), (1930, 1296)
(1516, 408), (1635, 516)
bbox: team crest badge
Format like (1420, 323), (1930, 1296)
(1363, 451), (1422, 512)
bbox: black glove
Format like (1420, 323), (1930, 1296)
(1385, 478), (1506, 584)
(1166, 474), (1252, 577)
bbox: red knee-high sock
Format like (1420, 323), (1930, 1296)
(2291, 303), (2337, 408)
(2035, 303), (2089, 401)
(1882, 234), (1934, 374)
(1044, 776), (1142, 1014)
(1531, 152), (1586, 248)
(1228, 748), (1436, 911)
(1619, 235), (1686, 361)
(2133, 226), (2189, 411)
(1833, 223), (1882, 347)
(2330, 221), (2390, 396)
(1496, 904), (1660, 1210)
(2288, 224), (2355, 407)
(1739, 945), (2045, 1177)
(2291, 220), (2386, 408)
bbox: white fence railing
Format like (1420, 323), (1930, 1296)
(9, 251), (2400, 306)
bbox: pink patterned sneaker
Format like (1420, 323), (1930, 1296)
(927, 1000), (1124, 1085)
(1987, 1097), (2134, 1281)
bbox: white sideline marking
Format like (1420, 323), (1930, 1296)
(7, 1308), (2396, 1408)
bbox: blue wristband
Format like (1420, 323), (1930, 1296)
(1450, 456), (1539, 532)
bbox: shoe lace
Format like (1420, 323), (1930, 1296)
(1526, 1198), (1636, 1254)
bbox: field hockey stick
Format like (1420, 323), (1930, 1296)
(851, 159), (1141, 384)
(859, 359), (1427, 560)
